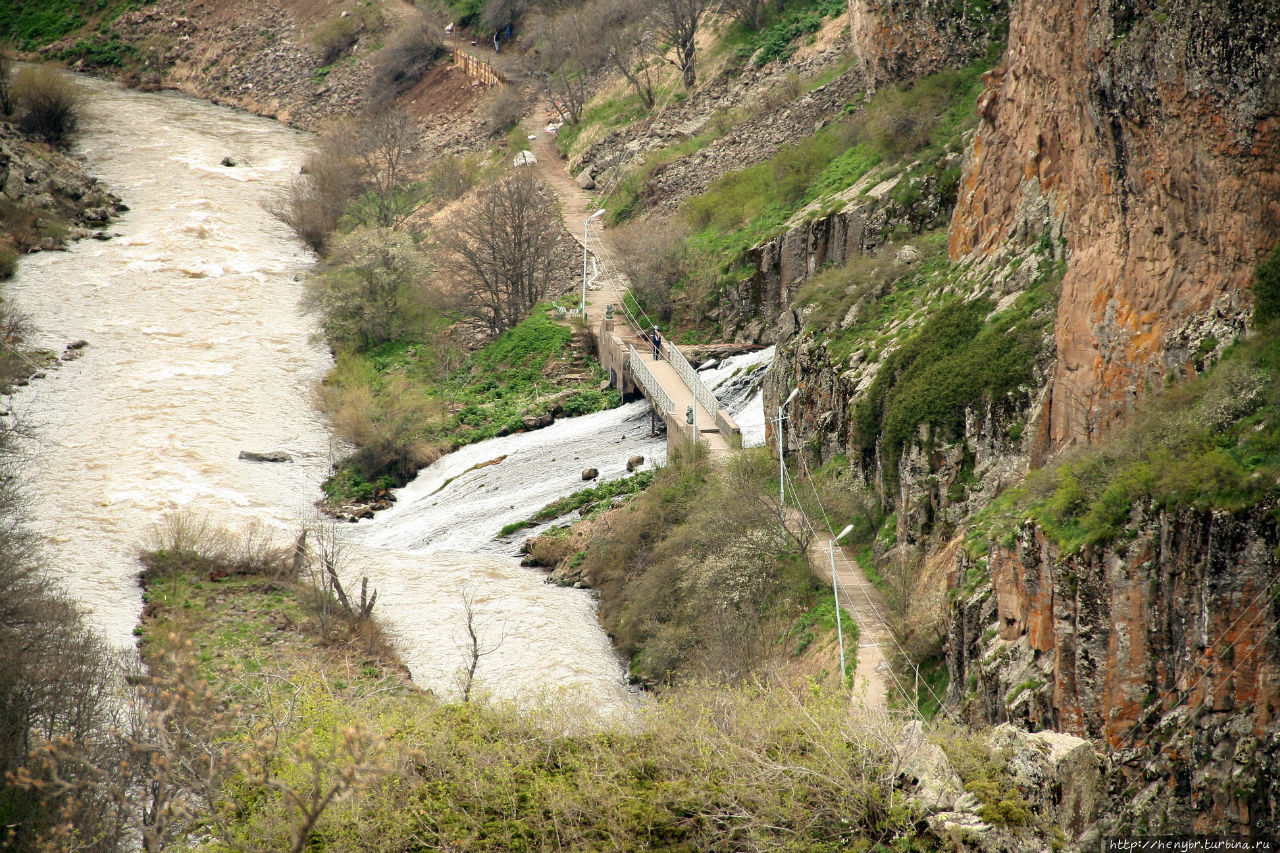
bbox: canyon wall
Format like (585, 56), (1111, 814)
(950, 0), (1280, 449)
(949, 504), (1280, 835)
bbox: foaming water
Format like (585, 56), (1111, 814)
(4, 76), (640, 709)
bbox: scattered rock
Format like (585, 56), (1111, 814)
(238, 450), (293, 463)
(221, 156), (237, 167)
(575, 169), (596, 190)
(581, 468), (599, 480)
(895, 244), (921, 264)
(66, 340), (88, 350)
(513, 150), (537, 167)
(522, 411), (554, 430)
(626, 455), (645, 472)
(30, 371), (45, 380)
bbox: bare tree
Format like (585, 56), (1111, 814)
(436, 169), (561, 336)
(265, 119), (365, 253)
(524, 7), (603, 124)
(650, 0), (714, 89)
(588, 0), (660, 108)
(718, 0), (771, 31)
(455, 584), (506, 702)
(351, 107), (428, 230)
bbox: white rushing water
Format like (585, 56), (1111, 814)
(7, 73), (771, 710)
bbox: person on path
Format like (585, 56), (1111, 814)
(651, 326), (661, 361)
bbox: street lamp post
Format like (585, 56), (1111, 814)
(830, 523), (855, 683)
(778, 387), (799, 525)
(582, 209), (606, 317)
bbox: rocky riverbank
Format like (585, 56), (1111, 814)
(0, 121), (124, 257)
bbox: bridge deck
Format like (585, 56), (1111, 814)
(522, 105), (734, 457)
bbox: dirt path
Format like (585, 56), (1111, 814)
(518, 102), (629, 329)
(810, 533), (894, 713)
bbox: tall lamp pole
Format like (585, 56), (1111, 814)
(778, 387), (799, 525)
(582, 209), (606, 316)
(830, 523), (855, 683)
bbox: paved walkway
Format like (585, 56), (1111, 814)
(810, 532), (893, 712)
(519, 93), (882, 699)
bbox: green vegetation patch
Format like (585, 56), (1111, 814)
(854, 258), (1061, 483)
(971, 328), (1280, 555)
(734, 0), (846, 67)
(321, 310), (621, 503)
(2, 0), (152, 52)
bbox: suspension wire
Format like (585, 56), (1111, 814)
(1112, 601), (1280, 827)
(1123, 576), (1280, 752)
(785, 437), (960, 722)
(774, 450), (921, 712)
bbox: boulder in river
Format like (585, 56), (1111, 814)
(581, 468), (598, 481)
(239, 450), (293, 463)
(626, 455), (644, 472)
(221, 156), (238, 167)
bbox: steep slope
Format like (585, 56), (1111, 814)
(952, 0), (1280, 450)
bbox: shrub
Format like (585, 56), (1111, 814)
(303, 226), (436, 352)
(1252, 242), (1280, 327)
(312, 15), (363, 66)
(0, 49), (13, 117)
(321, 361), (442, 482)
(0, 244), (16, 280)
(368, 14), (443, 105)
(481, 84), (525, 137)
(13, 64), (83, 147)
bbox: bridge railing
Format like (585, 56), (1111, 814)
(628, 345), (673, 416)
(664, 340), (719, 420)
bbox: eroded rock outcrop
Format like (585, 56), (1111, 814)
(949, 504), (1280, 836)
(951, 0), (1280, 449)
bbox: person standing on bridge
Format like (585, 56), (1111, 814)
(651, 326), (661, 361)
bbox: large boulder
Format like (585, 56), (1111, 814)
(239, 450), (293, 463)
(894, 721), (964, 814)
(581, 468), (598, 481)
(626, 455), (645, 472)
(988, 724), (1104, 838)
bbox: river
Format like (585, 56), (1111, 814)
(8, 75), (769, 709)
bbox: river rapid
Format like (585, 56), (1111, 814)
(10, 75), (770, 711)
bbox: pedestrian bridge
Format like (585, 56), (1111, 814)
(595, 310), (740, 457)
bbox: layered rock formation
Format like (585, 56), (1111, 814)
(950, 0), (1280, 449)
(949, 503), (1280, 835)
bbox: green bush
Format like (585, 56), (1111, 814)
(0, 245), (16, 281)
(855, 295), (1047, 479)
(1252, 243), (1280, 327)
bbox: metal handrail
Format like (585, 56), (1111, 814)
(664, 341), (719, 419)
(628, 345), (673, 416)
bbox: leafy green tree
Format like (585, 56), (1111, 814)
(304, 227), (434, 351)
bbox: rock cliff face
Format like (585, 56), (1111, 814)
(849, 0), (1007, 82)
(948, 504), (1280, 836)
(950, 0), (1280, 449)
